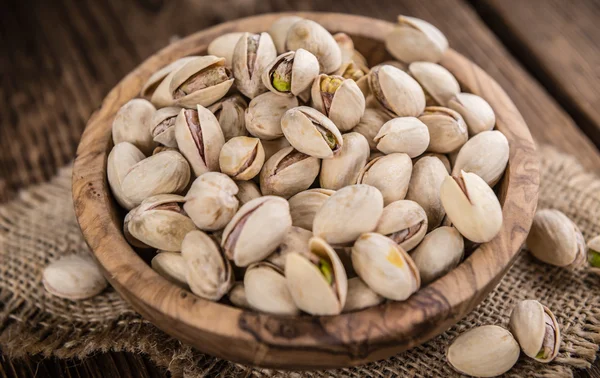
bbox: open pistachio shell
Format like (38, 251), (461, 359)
(408, 62), (460, 106)
(142, 56), (196, 99)
(268, 15), (303, 54)
(281, 106), (343, 159)
(285, 237), (348, 315)
(107, 142), (145, 210)
(448, 93), (496, 136)
(228, 282), (251, 309)
(509, 300), (560, 363)
(342, 277), (384, 312)
(320, 132), (369, 190)
(259, 146), (320, 199)
(588, 235), (600, 274)
(219, 137), (265, 180)
(184, 172), (239, 231)
(245, 262), (299, 315)
(406, 155), (449, 231)
(311, 74), (366, 131)
(233, 32), (277, 99)
(112, 99), (157, 156)
(221, 196), (292, 267)
(286, 19), (342, 74)
(369, 65), (426, 117)
(352, 105), (393, 150)
(235, 180), (262, 205)
(262, 49), (319, 96)
(266, 226), (313, 269)
(245, 92), (298, 140)
(43, 255), (108, 300)
(375, 117), (430, 158)
(452, 130), (509, 187)
(419, 106), (468, 154)
(151, 252), (189, 289)
(208, 94), (248, 141)
(351, 233), (420, 301)
(357, 153), (413, 205)
(385, 15), (448, 63)
(375, 200), (428, 252)
(150, 106), (181, 148)
(174, 105), (225, 176)
(288, 189), (335, 231)
(411, 226), (464, 284)
(207, 32), (244, 66)
(335, 61), (369, 83)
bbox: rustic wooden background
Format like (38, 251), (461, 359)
(1, 0), (599, 376)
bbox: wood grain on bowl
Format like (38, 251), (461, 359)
(72, 13), (539, 369)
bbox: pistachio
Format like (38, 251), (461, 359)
(150, 106), (181, 148)
(232, 32), (277, 99)
(123, 210), (150, 248)
(43, 255), (108, 300)
(142, 56), (195, 100)
(266, 226), (313, 269)
(262, 49), (319, 96)
(419, 106), (468, 154)
(288, 189), (335, 231)
(261, 136), (292, 161)
(311, 74), (366, 131)
(588, 235), (600, 274)
(107, 142), (145, 210)
(268, 16), (303, 54)
(385, 15), (448, 63)
(112, 99), (157, 155)
(235, 180), (262, 206)
(333, 33), (367, 68)
(374, 117), (430, 158)
(208, 94), (248, 141)
(369, 65), (426, 117)
(451, 130), (509, 187)
(352, 105), (393, 150)
(408, 62), (460, 106)
(151, 252), (189, 289)
(207, 32), (244, 66)
(509, 300), (560, 363)
(228, 282), (251, 309)
(335, 61), (368, 82)
(259, 146), (320, 199)
(342, 277), (384, 312)
(184, 172), (239, 231)
(320, 132), (369, 190)
(406, 156), (449, 230)
(286, 19), (342, 74)
(413, 152), (452, 174)
(281, 106), (343, 159)
(245, 92), (298, 140)
(357, 153), (413, 205)
(411, 226), (464, 284)
(245, 262), (299, 315)
(219, 137), (265, 180)
(448, 93), (496, 136)
(375, 200), (428, 252)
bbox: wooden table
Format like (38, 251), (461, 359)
(1, 0), (599, 376)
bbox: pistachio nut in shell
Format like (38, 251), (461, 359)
(152, 146), (178, 155)
(351, 233), (420, 300)
(375, 200), (428, 252)
(127, 194), (196, 251)
(259, 146), (320, 199)
(385, 15), (448, 63)
(150, 106), (181, 148)
(232, 32), (277, 99)
(320, 132), (369, 190)
(112, 98), (157, 155)
(184, 172), (239, 231)
(174, 105), (225, 176)
(419, 106), (468, 154)
(452, 130), (509, 187)
(408, 62), (460, 106)
(120, 150), (191, 207)
(245, 92), (298, 140)
(369, 65), (426, 117)
(107, 142), (145, 210)
(182, 230), (233, 301)
(266, 226), (313, 270)
(288, 189), (335, 231)
(285, 19), (342, 74)
(219, 136), (265, 180)
(588, 235), (600, 274)
(311, 74), (366, 131)
(123, 210), (150, 248)
(440, 170), (503, 243)
(285, 237), (348, 315)
(235, 180), (262, 206)
(169, 55), (234, 108)
(342, 277), (384, 312)
(357, 153), (412, 205)
(526, 209), (586, 268)
(281, 106), (343, 159)
(262, 49), (319, 96)
(261, 137), (291, 161)
(447, 325), (520, 377)
(207, 32), (244, 66)
(228, 282), (251, 309)
(413, 152), (451, 174)
(406, 156), (449, 231)
(509, 300), (560, 363)
(375, 117), (430, 158)
(352, 105), (393, 150)
(268, 15), (303, 53)
(222, 196), (292, 267)
(411, 226), (464, 284)
(448, 92), (496, 136)
(43, 255), (108, 300)
(151, 252), (189, 289)
(335, 61), (369, 83)
(208, 94), (248, 141)
(245, 262), (299, 315)
(142, 56), (195, 99)
(313, 184), (383, 245)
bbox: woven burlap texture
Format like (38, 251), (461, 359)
(1, 145), (599, 377)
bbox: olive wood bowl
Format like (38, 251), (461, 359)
(73, 12), (539, 370)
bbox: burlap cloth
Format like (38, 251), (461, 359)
(1, 145), (599, 377)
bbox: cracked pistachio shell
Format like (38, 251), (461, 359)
(408, 62), (460, 106)
(351, 233), (420, 300)
(369, 65), (426, 117)
(266, 226), (313, 269)
(182, 230), (233, 301)
(414, 152), (452, 174)
(375, 200), (428, 252)
(184, 172), (239, 231)
(219, 137), (265, 180)
(127, 194), (197, 251)
(406, 156), (449, 231)
(440, 170), (503, 243)
(447, 325), (520, 377)
(375, 117), (430, 158)
(208, 94), (248, 141)
(228, 282), (251, 309)
(268, 16), (303, 53)
(112, 99), (157, 155)
(452, 130), (509, 187)
(285, 237), (348, 315)
(121, 150), (191, 207)
(245, 92), (298, 140)
(169, 56), (234, 108)
(261, 137), (291, 161)
(262, 49), (319, 96)
(43, 255), (108, 300)
(207, 32), (244, 66)
(419, 106), (468, 153)
(589, 236), (600, 274)
(107, 142), (145, 210)
(509, 300), (560, 363)
(174, 105), (225, 176)
(357, 153), (413, 205)
(150, 106), (181, 148)
(151, 252), (189, 289)
(286, 19), (342, 74)
(259, 146), (320, 199)
(288, 189), (335, 231)
(320, 132), (369, 190)
(313, 184), (384, 245)
(235, 180), (262, 206)
(222, 196), (292, 267)
(385, 15), (448, 63)
(526, 209), (586, 268)
(142, 56), (196, 99)
(342, 277), (384, 312)
(245, 262), (299, 315)
(352, 105), (393, 150)
(448, 93), (496, 136)
(233, 32), (277, 99)
(281, 106), (343, 159)
(411, 226), (464, 284)
(311, 74), (366, 131)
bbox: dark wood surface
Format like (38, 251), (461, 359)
(2, 0), (600, 376)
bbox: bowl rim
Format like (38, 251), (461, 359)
(72, 12), (539, 369)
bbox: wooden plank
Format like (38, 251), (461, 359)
(475, 0), (600, 147)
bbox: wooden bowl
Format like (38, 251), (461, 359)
(73, 12), (539, 369)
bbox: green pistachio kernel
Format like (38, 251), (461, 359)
(588, 249), (600, 268)
(318, 258), (334, 285)
(272, 72), (291, 92)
